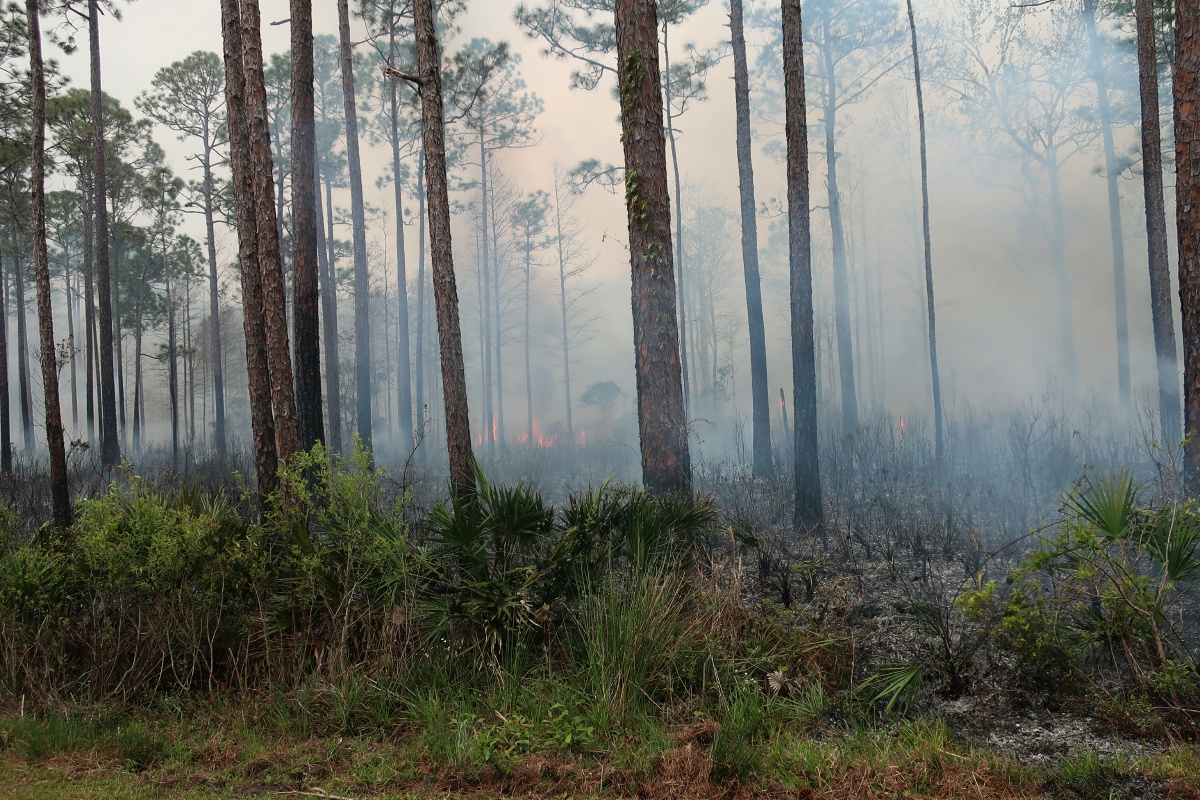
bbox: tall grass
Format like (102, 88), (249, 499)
(576, 568), (701, 721)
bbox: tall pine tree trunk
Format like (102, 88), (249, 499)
(131, 266), (146, 456)
(414, 146), (427, 457)
(389, 28), (413, 450)
(1175, 0), (1200, 476)
(1083, 0), (1131, 409)
(615, 0), (691, 495)
(316, 148), (343, 453)
(478, 132), (495, 446)
(338, 0), (373, 452)
(906, 0), (943, 459)
(242, 0), (301, 464)
(12, 236), (33, 454)
(291, 0), (324, 453)
(491, 195), (507, 445)
(524, 237), (533, 442)
(661, 22), (690, 422)
(820, 28), (859, 437)
(783, 0), (822, 534)
(89, 0), (119, 468)
(412, 0), (474, 498)
(730, 0), (772, 476)
(0, 255), (10, 474)
(1137, 0), (1180, 441)
(82, 197), (95, 441)
(552, 177), (573, 438)
(220, 0), (279, 498)
(202, 145), (226, 457)
(167, 272), (179, 472)
(27, 0), (71, 526)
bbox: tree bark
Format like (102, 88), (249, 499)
(242, 0), (301, 465)
(414, 146), (427, 458)
(906, 0), (943, 459)
(783, 0), (822, 534)
(338, 0), (373, 452)
(1083, 0), (1131, 410)
(220, 0), (279, 498)
(291, 0), (324, 454)
(82, 196), (95, 442)
(524, 233), (533, 442)
(1176, 0), (1200, 477)
(1138, 0), (1181, 441)
(89, 0), (119, 468)
(414, 0), (474, 499)
(27, 0), (71, 526)
(730, 0), (772, 477)
(615, 0), (691, 496)
(167, 271), (179, 471)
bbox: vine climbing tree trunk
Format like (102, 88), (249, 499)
(615, 0), (691, 495)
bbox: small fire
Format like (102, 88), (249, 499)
(898, 416), (906, 439)
(578, 429), (586, 447)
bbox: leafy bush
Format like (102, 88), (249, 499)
(973, 471), (1199, 705)
(0, 445), (417, 699)
(271, 441), (414, 677)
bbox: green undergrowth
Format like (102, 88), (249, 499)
(1, 452), (1199, 797)
(0, 699), (1062, 799)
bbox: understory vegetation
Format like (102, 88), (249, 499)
(1, 417), (1199, 798)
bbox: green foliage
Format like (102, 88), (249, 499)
(0, 445), (415, 698)
(710, 686), (771, 782)
(963, 583), (1076, 689)
(977, 471), (1200, 704)
(856, 664), (923, 714)
(421, 463), (715, 666)
(272, 441), (413, 672)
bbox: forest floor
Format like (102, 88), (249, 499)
(1, 700), (1199, 800)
